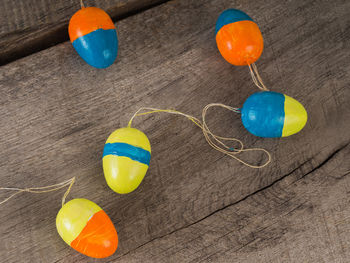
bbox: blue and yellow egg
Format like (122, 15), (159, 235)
(240, 91), (307, 137)
(103, 127), (151, 194)
(68, 7), (118, 68)
(215, 9), (263, 66)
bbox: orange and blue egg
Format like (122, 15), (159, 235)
(103, 127), (151, 194)
(68, 7), (118, 68)
(56, 198), (118, 258)
(241, 91), (307, 137)
(215, 9), (263, 66)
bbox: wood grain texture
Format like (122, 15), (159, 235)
(0, 0), (349, 262)
(114, 144), (350, 262)
(0, 0), (168, 65)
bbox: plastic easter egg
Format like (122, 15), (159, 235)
(215, 9), (263, 66)
(103, 127), (151, 194)
(68, 7), (118, 68)
(56, 199), (118, 258)
(241, 91), (307, 137)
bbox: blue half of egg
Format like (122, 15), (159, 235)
(72, 29), (118, 69)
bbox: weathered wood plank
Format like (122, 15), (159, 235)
(0, 0), (349, 262)
(114, 144), (350, 262)
(0, 0), (168, 65)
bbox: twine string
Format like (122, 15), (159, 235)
(80, 0), (85, 8)
(128, 105), (271, 168)
(248, 63), (269, 91)
(0, 177), (75, 207)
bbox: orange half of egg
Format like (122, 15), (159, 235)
(216, 20), (263, 66)
(68, 7), (115, 42)
(56, 198), (118, 258)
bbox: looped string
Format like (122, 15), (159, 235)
(248, 63), (269, 91)
(0, 177), (75, 207)
(128, 105), (271, 168)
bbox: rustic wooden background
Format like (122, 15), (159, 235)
(0, 0), (349, 262)
(0, 0), (169, 65)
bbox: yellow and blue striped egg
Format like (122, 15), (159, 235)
(103, 127), (151, 194)
(241, 91), (307, 137)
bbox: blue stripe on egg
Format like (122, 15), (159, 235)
(103, 142), (151, 165)
(72, 28), (118, 69)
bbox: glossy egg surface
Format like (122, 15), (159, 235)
(56, 198), (118, 258)
(68, 7), (118, 68)
(241, 91), (307, 137)
(103, 127), (151, 194)
(216, 9), (263, 66)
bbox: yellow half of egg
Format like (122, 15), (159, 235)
(282, 95), (308, 137)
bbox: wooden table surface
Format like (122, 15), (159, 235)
(0, 0), (349, 262)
